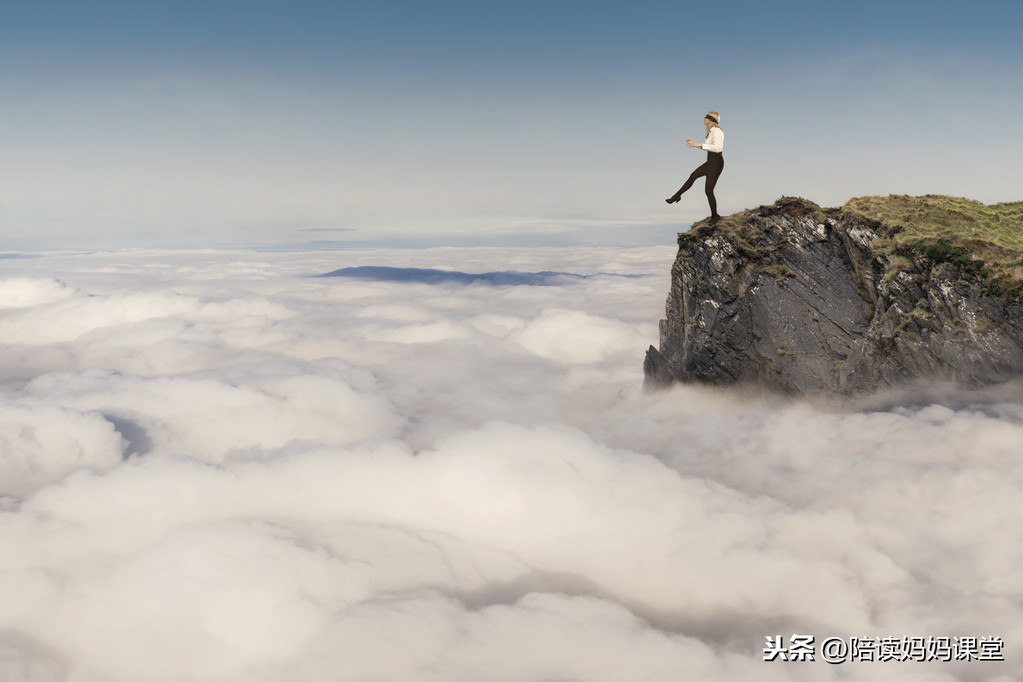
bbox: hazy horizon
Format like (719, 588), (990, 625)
(3, 0), (1023, 251)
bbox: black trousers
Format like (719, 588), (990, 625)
(675, 152), (724, 217)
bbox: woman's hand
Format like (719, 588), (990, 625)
(686, 139), (701, 149)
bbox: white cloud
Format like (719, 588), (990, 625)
(0, 247), (1020, 681)
(22, 367), (399, 463)
(0, 402), (124, 497)
(509, 308), (651, 363)
(0, 278), (78, 309)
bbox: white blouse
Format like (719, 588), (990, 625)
(702, 127), (724, 153)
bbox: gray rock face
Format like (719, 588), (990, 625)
(644, 198), (1023, 395)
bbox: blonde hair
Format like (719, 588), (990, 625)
(705, 111), (722, 131)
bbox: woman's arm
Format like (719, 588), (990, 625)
(700, 128), (724, 153)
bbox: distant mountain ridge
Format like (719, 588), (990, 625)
(644, 195), (1023, 396)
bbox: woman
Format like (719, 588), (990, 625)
(666, 111), (724, 224)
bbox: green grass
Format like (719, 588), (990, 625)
(882, 255), (915, 283)
(678, 194), (1023, 301)
(843, 194), (1023, 299)
(679, 196), (824, 259)
(761, 264), (796, 284)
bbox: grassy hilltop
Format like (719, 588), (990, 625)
(686, 194), (1023, 301)
(844, 194), (1023, 300)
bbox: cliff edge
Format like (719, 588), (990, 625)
(644, 195), (1023, 396)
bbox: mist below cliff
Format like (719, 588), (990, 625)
(2, 246), (1021, 681)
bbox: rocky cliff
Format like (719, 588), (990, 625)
(644, 197), (1023, 396)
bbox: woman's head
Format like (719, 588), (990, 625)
(704, 111), (721, 130)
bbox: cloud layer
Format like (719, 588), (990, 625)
(1, 247), (1021, 681)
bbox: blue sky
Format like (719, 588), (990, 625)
(2, 0), (1022, 250)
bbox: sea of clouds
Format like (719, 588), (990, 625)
(1, 246), (1022, 682)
